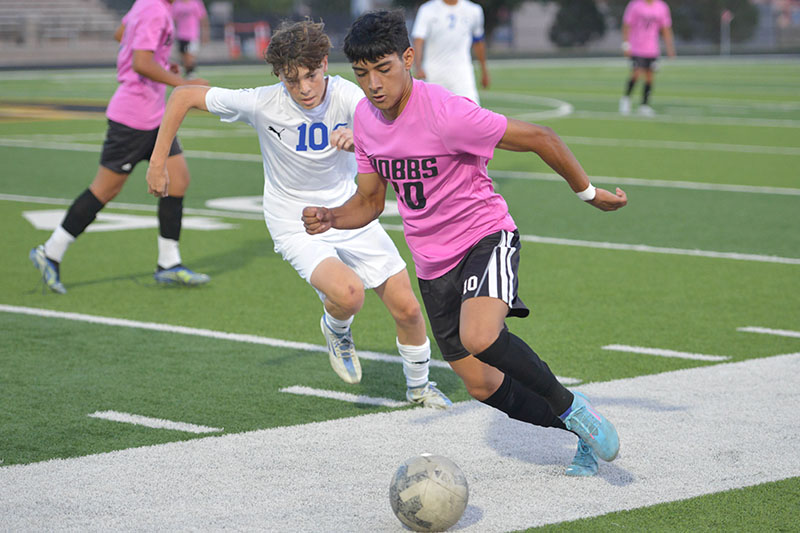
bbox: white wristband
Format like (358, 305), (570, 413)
(576, 183), (596, 201)
(622, 41), (631, 52)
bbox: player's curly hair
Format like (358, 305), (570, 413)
(343, 10), (410, 64)
(265, 19), (331, 79)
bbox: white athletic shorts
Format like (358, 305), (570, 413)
(273, 220), (407, 300)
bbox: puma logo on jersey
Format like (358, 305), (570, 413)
(268, 126), (285, 140)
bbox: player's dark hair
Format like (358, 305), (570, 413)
(265, 19), (331, 79)
(343, 10), (410, 64)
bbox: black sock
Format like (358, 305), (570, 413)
(481, 374), (566, 430)
(625, 78), (636, 96)
(643, 83), (652, 105)
(474, 328), (574, 416)
(61, 188), (104, 238)
(158, 196), (183, 240)
(185, 65), (195, 76)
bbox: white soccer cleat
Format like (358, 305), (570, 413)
(320, 315), (361, 384)
(638, 104), (655, 117)
(406, 381), (452, 409)
(619, 96), (631, 115)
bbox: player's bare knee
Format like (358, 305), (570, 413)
(330, 282), (365, 316)
(391, 297), (423, 328)
(460, 329), (500, 357)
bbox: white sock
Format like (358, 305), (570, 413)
(397, 337), (430, 388)
(323, 309), (353, 334)
(157, 236), (181, 269)
(44, 225), (75, 263)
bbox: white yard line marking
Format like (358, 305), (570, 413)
(602, 344), (731, 362)
(5, 193), (799, 265)
(2, 353), (799, 531)
(0, 305), (581, 384)
(489, 170), (800, 196)
(280, 386), (409, 408)
(0, 193), (264, 220)
(514, 233), (800, 266)
(0, 304), (449, 369)
(567, 110), (800, 129)
(738, 326), (800, 339)
(560, 135), (800, 156)
(87, 411), (222, 434)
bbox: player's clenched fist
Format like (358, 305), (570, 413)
(146, 164), (169, 198)
(302, 206), (332, 234)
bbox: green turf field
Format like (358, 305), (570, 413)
(1, 57), (798, 531)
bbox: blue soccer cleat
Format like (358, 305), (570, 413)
(406, 381), (453, 409)
(561, 391), (619, 462)
(29, 245), (66, 294)
(565, 438), (598, 477)
(153, 265), (210, 286)
(320, 315), (361, 384)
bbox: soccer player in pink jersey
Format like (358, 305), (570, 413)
(172, 0), (210, 77)
(303, 10), (628, 476)
(29, 0), (210, 294)
(619, 0), (676, 116)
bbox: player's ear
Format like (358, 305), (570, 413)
(321, 55), (329, 74)
(401, 47), (414, 70)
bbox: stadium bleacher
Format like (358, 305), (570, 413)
(0, 0), (120, 45)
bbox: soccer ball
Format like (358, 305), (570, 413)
(389, 453), (469, 532)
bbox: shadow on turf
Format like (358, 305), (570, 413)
(25, 238), (276, 293)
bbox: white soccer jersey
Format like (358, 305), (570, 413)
(411, 0), (484, 102)
(205, 76), (365, 239)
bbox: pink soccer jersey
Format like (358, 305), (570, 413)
(624, 0), (672, 58)
(172, 0), (207, 42)
(354, 79), (515, 280)
(105, 0), (174, 130)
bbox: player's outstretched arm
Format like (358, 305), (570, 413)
(496, 118), (627, 211)
(662, 26), (676, 58)
(303, 172), (387, 234)
(412, 38), (426, 79)
(472, 40), (490, 88)
(146, 85), (211, 197)
(132, 50), (209, 88)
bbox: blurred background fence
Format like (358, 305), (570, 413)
(0, 0), (798, 67)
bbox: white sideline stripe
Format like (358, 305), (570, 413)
(738, 326), (800, 339)
(0, 304), (450, 369)
(87, 411), (222, 434)
(2, 353), (799, 531)
(560, 135), (800, 156)
(602, 344), (731, 362)
(280, 386), (409, 408)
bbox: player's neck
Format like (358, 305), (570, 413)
(380, 75), (414, 121)
(442, 0), (458, 5)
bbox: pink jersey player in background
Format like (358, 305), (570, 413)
(172, 0), (210, 77)
(619, 0), (676, 116)
(29, 0), (210, 294)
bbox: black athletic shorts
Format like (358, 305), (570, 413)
(99, 119), (182, 174)
(418, 229), (529, 362)
(178, 39), (191, 54)
(631, 56), (657, 70)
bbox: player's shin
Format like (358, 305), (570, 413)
(473, 328), (573, 416)
(397, 337), (431, 388)
(481, 374), (566, 428)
